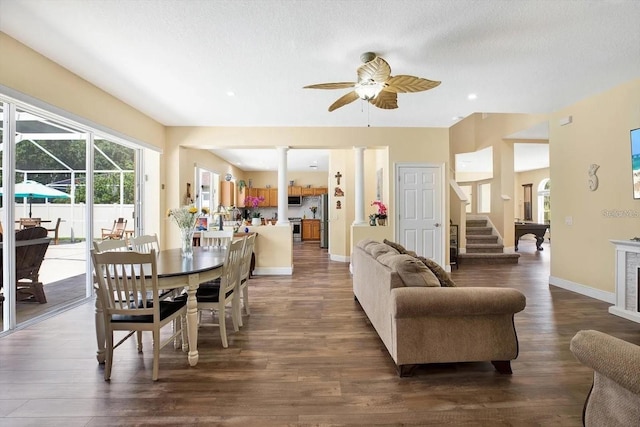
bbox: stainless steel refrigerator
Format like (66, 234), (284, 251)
(319, 193), (329, 248)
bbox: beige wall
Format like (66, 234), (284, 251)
(550, 78), (640, 295)
(514, 168), (550, 221)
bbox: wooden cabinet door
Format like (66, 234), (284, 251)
(220, 181), (235, 206)
(269, 188), (278, 206)
(302, 219), (320, 241)
(256, 188), (269, 207)
(248, 188), (258, 198)
(289, 186), (302, 196)
(311, 220), (320, 240)
(313, 187), (328, 195)
(301, 187), (314, 196)
(237, 186), (246, 207)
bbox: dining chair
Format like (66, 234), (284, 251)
(91, 249), (187, 381)
(193, 236), (245, 348)
(93, 239), (128, 253)
(201, 229), (233, 250)
(101, 217), (127, 240)
(130, 234), (160, 253)
(238, 233), (256, 325)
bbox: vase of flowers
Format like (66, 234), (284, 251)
(371, 200), (388, 226)
(310, 206), (318, 219)
(168, 205), (209, 258)
(245, 195), (265, 226)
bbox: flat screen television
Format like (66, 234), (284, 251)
(632, 127), (640, 199)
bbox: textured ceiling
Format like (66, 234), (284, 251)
(1, 0), (638, 171)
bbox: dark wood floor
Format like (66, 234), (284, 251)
(0, 240), (638, 426)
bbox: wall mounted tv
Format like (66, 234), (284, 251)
(632, 127), (640, 199)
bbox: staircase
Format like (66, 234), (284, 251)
(458, 219), (520, 265)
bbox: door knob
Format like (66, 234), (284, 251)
(435, 223), (441, 227)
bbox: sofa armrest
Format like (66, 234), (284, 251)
(391, 287), (526, 318)
(570, 329), (640, 394)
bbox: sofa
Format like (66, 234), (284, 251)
(570, 330), (640, 427)
(352, 239), (527, 376)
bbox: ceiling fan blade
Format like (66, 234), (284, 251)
(357, 56), (391, 83)
(328, 91), (359, 112)
(383, 75), (441, 93)
(303, 82), (357, 90)
(370, 90), (398, 110)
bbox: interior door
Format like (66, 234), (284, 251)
(396, 164), (444, 265)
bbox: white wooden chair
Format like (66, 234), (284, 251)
(194, 236), (245, 348)
(91, 249), (187, 381)
(93, 239), (128, 253)
(238, 233), (256, 325)
(130, 234), (160, 253)
(201, 229), (233, 250)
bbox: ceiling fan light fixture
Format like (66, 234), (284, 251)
(355, 81), (383, 100)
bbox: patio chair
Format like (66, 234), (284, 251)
(101, 218), (127, 240)
(20, 217), (41, 229)
(46, 217), (62, 245)
(0, 226), (51, 304)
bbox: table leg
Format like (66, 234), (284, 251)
(186, 273), (199, 366)
(95, 295), (106, 364)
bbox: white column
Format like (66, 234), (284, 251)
(353, 146), (366, 225)
(276, 146), (290, 225)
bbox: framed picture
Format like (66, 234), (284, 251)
(195, 216), (209, 231)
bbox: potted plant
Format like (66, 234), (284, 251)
(371, 200), (388, 226)
(245, 195), (265, 226)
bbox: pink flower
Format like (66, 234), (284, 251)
(245, 195), (265, 208)
(371, 200), (387, 217)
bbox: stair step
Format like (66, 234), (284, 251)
(466, 219), (488, 227)
(466, 226), (492, 235)
(466, 235), (498, 243)
(458, 253), (520, 265)
(466, 243), (505, 254)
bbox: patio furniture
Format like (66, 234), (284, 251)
(0, 226), (51, 304)
(19, 217), (42, 229)
(101, 218), (127, 240)
(46, 218), (62, 245)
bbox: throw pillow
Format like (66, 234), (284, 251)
(383, 239), (407, 254)
(370, 243), (400, 259)
(417, 256), (457, 287)
(387, 254), (440, 287)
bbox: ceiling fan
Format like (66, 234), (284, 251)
(303, 52), (441, 112)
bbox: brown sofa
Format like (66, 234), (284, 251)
(352, 239), (526, 376)
(570, 330), (640, 426)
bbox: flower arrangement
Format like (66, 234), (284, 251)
(310, 206), (318, 218)
(167, 205), (209, 230)
(371, 200), (387, 219)
(245, 195), (265, 218)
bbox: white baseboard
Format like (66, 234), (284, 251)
(548, 276), (615, 304)
(331, 254), (350, 263)
(254, 266), (293, 276)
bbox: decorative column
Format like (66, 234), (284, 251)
(353, 146), (366, 225)
(276, 146), (290, 225)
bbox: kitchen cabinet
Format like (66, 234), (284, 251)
(269, 188), (278, 207)
(220, 181), (235, 206)
(302, 219), (320, 241)
(288, 186), (302, 196)
(313, 187), (328, 195)
(301, 187), (314, 196)
(256, 188), (270, 207)
(237, 186), (246, 207)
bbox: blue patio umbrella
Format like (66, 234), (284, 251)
(1, 180), (71, 218)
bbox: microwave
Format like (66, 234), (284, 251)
(288, 195), (302, 206)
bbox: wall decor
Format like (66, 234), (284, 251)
(336, 200), (342, 209)
(334, 187), (344, 197)
(588, 163), (599, 191)
(334, 171), (342, 185)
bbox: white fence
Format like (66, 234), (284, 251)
(2, 203), (135, 240)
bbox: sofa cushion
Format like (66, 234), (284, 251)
(417, 256), (457, 287)
(383, 239), (407, 254)
(357, 238), (378, 250)
(370, 243), (400, 259)
(384, 254), (440, 287)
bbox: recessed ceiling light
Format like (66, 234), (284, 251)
(467, 93), (477, 100)
(310, 165), (318, 169)
(452, 116), (465, 121)
(226, 91), (235, 97)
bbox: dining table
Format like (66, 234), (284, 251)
(94, 246), (227, 367)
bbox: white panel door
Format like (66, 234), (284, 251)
(397, 164), (443, 265)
